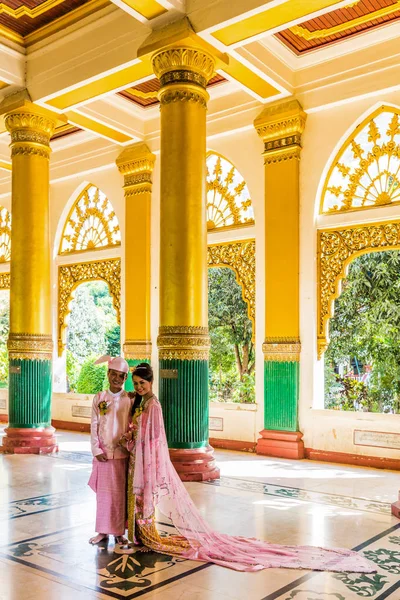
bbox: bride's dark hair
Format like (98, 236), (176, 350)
(132, 362), (153, 383)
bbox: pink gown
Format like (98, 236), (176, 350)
(128, 396), (375, 573)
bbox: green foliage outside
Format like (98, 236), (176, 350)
(76, 356), (108, 394)
(67, 281), (120, 393)
(0, 290), (9, 387)
(208, 267), (255, 403)
(325, 250), (400, 413)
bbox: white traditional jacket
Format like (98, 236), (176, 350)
(90, 389), (132, 459)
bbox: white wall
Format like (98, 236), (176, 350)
(299, 89), (400, 457)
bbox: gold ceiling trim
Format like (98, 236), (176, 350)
(25, 0), (111, 46)
(0, 0), (66, 20)
(58, 258), (121, 356)
(291, 1), (400, 41)
(207, 239), (255, 340)
(317, 220), (400, 359)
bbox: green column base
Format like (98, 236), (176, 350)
(159, 359), (209, 449)
(8, 358), (52, 428)
(264, 360), (299, 431)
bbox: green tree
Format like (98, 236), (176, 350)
(326, 250), (400, 412)
(67, 284), (106, 363)
(76, 357), (107, 394)
(208, 267), (255, 403)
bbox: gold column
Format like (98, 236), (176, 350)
(116, 144), (155, 383)
(1, 99), (59, 454)
(254, 100), (306, 459)
(151, 46), (219, 481)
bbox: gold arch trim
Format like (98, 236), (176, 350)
(320, 105), (400, 215)
(317, 220), (400, 359)
(206, 151), (254, 232)
(207, 239), (255, 339)
(59, 184), (121, 255)
(58, 258), (121, 356)
(291, 1), (400, 41)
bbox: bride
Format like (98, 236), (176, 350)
(119, 363), (374, 573)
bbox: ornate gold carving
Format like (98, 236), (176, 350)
(254, 100), (306, 159)
(159, 88), (207, 108)
(321, 107), (400, 214)
(8, 333), (53, 361)
(116, 144), (155, 197)
(206, 152), (254, 230)
(263, 337), (301, 362)
(11, 146), (50, 159)
(0, 272), (10, 289)
(59, 184), (121, 255)
(0, 206), (11, 263)
(291, 1), (400, 41)
(5, 112), (56, 140)
(152, 47), (215, 86)
(58, 258), (121, 356)
(123, 340), (152, 360)
(317, 220), (400, 359)
(160, 69), (207, 88)
(263, 146), (301, 164)
(207, 240), (255, 337)
(158, 326), (210, 361)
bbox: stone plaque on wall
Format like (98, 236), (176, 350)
(209, 417), (223, 431)
(72, 405), (91, 419)
(354, 429), (400, 450)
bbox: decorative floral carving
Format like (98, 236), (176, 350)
(206, 153), (254, 230)
(159, 89), (207, 108)
(8, 333), (53, 361)
(0, 206), (11, 262)
(152, 47), (215, 84)
(207, 240), (255, 332)
(123, 340), (152, 360)
(321, 107), (400, 214)
(0, 272), (10, 289)
(59, 184), (121, 255)
(11, 146), (50, 159)
(263, 337), (301, 362)
(264, 147), (301, 164)
(255, 100), (306, 147)
(158, 326), (210, 361)
(58, 258), (121, 355)
(5, 112), (56, 140)
(317, 220), (400, 358)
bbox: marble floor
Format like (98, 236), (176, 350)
(1, 427), (400, 600)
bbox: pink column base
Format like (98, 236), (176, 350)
(256, 429), (305, 459)
(169, 445), (220, 482)
(0, 426), (58, 454)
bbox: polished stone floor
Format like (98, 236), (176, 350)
(1, 426), (400, 600)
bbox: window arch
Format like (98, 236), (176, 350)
(0, 206), (11, 263)
(206, 152), (254, 230)
(59, 184), (121, 255)
(320, 106), (400, 214)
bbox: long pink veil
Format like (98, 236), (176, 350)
(132, 397), (374, 573)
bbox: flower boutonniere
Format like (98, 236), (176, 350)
(98, 400), (109, 416)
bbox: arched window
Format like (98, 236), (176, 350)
(59, 184), (121, 254)
(0, 207), (11, 263)
(321, 106), (400, 214)
(206, 152), (254, 230)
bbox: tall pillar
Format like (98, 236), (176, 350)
(1, 101), (57, 454)
(254, 100), (306, 459)
(116, 144), (155, 391)
(152, 46), (219, 481)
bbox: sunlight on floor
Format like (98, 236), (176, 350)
(219, 460), (381, 480)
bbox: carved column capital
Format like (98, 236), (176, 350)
(116, 143), (155, 195)
(254, 99), (307, 164)
(5, 103), (58, 159)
